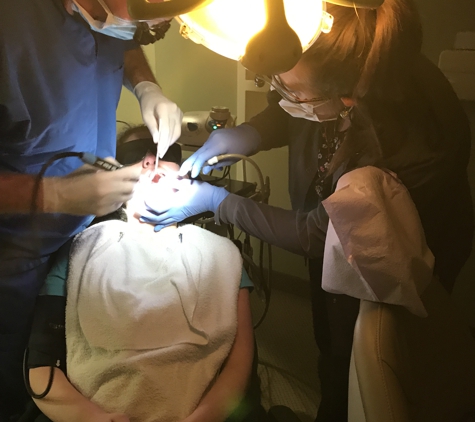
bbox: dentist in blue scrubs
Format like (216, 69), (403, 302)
(0, 0), (182, 419)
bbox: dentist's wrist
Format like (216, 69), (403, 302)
(133, 81), (163, 100)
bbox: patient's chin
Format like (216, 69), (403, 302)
(128, 179), (177, 221)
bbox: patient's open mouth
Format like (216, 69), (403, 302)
(140, 170), (162, 184)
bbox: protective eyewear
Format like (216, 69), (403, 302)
(256, 74), (327, 105)
(116, 138), (157, 166)
(116, 138), (182, 166)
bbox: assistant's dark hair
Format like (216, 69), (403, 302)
(302, 0), (422, 100)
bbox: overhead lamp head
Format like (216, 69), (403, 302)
(176, 0), (334, 74)
(127, 0), (384, 74)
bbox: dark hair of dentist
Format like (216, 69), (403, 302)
(141, 1), (473, 420)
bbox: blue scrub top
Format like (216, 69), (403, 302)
(0, 0), (135, 274)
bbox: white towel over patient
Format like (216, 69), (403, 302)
(66, 222), (243, 422)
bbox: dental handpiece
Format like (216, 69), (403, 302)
(80, 152), (123, 171)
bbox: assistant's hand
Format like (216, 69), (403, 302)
(140, 179), (229, 231)
(179, 124), (262, 179)
(134, 81), (183, 158)
(42, 160), (141, 216)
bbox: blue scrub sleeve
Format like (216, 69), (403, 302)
(240, 268), (254, 290)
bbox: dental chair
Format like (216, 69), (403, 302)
(348, 277), (475, 422)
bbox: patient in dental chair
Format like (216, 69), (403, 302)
(26, 136), (255, 422)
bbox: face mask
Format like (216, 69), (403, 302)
(279, 98), (343, 122)
(72, 0), (137, 40)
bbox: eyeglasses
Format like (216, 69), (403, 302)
(116, 138), (157, 166)
(256, 74), (327, 105)
(116, 138), (182, 166)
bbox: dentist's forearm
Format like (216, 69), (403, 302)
(0, 173), (44, 213)
(123, 47), (157, 90)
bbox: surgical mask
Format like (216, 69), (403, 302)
(279, 98), (341, 122)
(72, 0), (138, 40)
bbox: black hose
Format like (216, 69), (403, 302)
(25, 151), (84, 399)
(23, 348), (56, 400)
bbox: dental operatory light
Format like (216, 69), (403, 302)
(127, 0), (385, 74)
(176, 0), (333, 74)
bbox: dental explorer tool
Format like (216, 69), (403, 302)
(155, 149), (159, 173)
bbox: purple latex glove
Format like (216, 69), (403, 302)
(179, 124), (262, 179)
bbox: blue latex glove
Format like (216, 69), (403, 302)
(179, 124), (262, 179)
(140, 179), (229, 231)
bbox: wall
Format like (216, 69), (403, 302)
(416, 0), (475, 63)
(153, 21), (237, 115)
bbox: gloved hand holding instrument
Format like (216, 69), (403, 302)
(179, 124), (262, 178)
(134, 81), (183, 165)
(40, 157), (141, 217)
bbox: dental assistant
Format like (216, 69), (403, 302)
(0, 0), (182, 419)
(141, 1), (474, 421)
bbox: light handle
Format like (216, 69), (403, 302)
(241, 0), (302, 75)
